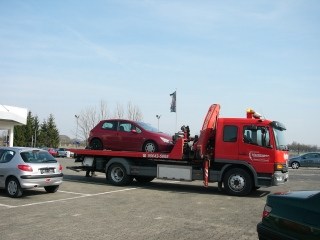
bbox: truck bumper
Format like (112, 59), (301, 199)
(273, 171), (289, 185)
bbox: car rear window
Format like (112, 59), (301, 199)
(21, 150), (57, 163)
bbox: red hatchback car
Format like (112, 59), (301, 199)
(88, 119), (174, 152)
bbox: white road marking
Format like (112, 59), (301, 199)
(0, 188), (138, 209)
(0, 203), (14, 208)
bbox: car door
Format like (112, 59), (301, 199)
(100, 120), (120, 150)
(314, 153), (320, 167)
(300, 153), (314, 167)
(117, 121), (144, 151)
(309, 153), (320, 167)
(0, 150), (15, 188)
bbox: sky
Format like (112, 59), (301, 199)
(1, 0), (320, 146)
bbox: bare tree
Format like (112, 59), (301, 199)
(77, 101), (109, 145)
(127, 102), (143, 121)
(114, 103), (124, 119)
(99, 100), (109, 120)
(75, 100), (143, 146)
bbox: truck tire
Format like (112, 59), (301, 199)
(107, 163), (133, 186)
(6, 177), (23, 198)
(135, 176), (155, 183)
(143, 141), (158, 152)
(90, 138), (103, 150)
(223, 168), (253, 196)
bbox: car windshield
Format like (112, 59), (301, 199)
(21, 150), (57, 163)
(137, 122), (158, 133)
(270, 121), (288, 151)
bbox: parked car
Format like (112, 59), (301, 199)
(57, 148), (68, 158)
(289, 152), (320, 169)
(88, 119), (174, 152)
(0, 147), (63, 198)
(257, 190), (320, 240)
(47, 148), (58, 157)
(56, 148), (74, 158)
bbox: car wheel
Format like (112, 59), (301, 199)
(44, 185), (60, 193)
(223, 168), (253, 196)
(135, 176), (155, 183)
(291, 162), (300, 169)
(107, 163), (133, 186)
(143, 141), (158, 152)
(90, 138), (103, 150)
(6, 177), (23, 198)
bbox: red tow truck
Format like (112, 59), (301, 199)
(68, 104), (289, 196)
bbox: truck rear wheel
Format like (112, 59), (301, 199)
(223, 168), (253, 196)
(107, 163), (133, 186)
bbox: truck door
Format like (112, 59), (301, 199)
(214, 123), (239, 161)
(239, 125), (275, 173)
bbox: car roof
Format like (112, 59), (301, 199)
(100, 119), (136, 123)
(0, 146), (45, 152)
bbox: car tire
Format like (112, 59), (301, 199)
(44, 185), (60, 193)
(107, 163), (133, 186)
(143, 141), (158, 152)
(223, 168), (253, 196)
(90, 138), (103, 150)
(135, 176), (155, 183)
(291, 162), (300, 169)
(6, 177), (23, 198)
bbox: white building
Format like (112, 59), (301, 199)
(0, 105), (28, 147)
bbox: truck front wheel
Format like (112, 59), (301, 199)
(223, 168), (253, 196)
(107, 163), (133, 186)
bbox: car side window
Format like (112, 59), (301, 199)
(102, 121), (117, 131)
(0, 150), (15, 163)
(119, 122), (133, 132)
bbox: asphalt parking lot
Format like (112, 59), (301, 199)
(0, 158), (319, 240)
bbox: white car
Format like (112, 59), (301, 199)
(0, 147), (63, 198)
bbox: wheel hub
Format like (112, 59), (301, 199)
(229, 175), (245, 192)
(8, 181), (17, 195)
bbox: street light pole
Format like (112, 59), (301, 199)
(156, 115), (161, 132)
(75, 115), (79, 147)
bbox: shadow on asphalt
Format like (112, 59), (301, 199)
(0, 188), (58, 199)
(62, 173), (271, 198)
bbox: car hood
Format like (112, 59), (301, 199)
(156, 132), (173, 140)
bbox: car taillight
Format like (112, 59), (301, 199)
(59, 164), (63, 171)
(262, 205), (272, 219)
(18, 164), (33, 172)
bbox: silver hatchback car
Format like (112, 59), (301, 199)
(0, 147), (63, 198)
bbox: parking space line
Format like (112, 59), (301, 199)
(0, 203), (14, 208)
(1, 188), (138, 209)
(58, 190), (91, 196)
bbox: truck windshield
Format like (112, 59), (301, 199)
(270, 121), (288, 151)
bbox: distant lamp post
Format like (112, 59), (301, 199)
(75, 115), (79, 147)
(156, 115), (161, 132)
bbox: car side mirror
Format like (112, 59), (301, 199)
(131, 129), (137, 134)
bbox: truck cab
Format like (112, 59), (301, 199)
(193, 104), (289, 195)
